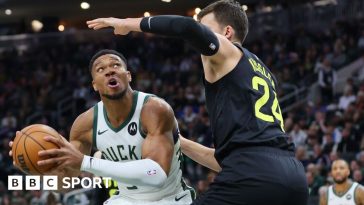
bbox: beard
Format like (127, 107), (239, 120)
(101, 89), (126, 100)
(333, 176), (347, 184)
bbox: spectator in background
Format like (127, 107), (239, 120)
(182, 106), (197, 124)
(353, 170), (364, 185)
(73, 81), (90, 111)
(0, 111), (17, 138)
(318, 57), (337, 104)
(290, 123), (307, 146)
(326, 124), (342, 144)
(350, 160), (361, 173)
(322, 133), (335, 155)
(306, 163), (325, 196)
(331, 38), (347, 69)
(358, 151), (364, 168)
(311, 144), (330, 169)
(337, 127), (359, 153)
(356, 90), (364, 111)
(358, 30), (364, 50)
(338, 86), (356, 110)
(0, 182), (9, 205)
(30, 190), (43, 205)
(1, 111), (17, 129)
(296, 145), (310, 168)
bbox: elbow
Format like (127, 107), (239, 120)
(148, 173), (167, 188)
(171, 16), (198, 35)
(141, 159), (168, 188)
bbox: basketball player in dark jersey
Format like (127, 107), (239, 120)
(87, 0), (308, 204)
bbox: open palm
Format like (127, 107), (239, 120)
(87, 17), (130, 35)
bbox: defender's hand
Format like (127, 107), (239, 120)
(38, 135), (84, 171)
(87, 17), (131, 35)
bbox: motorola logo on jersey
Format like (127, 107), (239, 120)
(346, 194), (352, 200)
(128, 122), (137, 135)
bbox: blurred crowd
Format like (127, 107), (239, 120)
(0, 15), (364, 205)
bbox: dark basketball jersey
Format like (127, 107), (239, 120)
(204, 44), (292, 162)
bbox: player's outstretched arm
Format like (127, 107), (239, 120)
(356, 185), (364, 205)
(180, 135), (221, 172)
(86, 16), (242, 81)
(87, 16), (218, 56)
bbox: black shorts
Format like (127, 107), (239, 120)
(191, 146), (308, 205)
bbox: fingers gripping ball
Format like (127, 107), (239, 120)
(12, 124), (62, 175)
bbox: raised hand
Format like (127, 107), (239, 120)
(87, 17), (142, 35)
(87, 17), (129, 35)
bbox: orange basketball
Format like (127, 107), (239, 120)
(12, 124), (62, 175)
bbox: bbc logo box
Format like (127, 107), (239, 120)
(8, 175), (58, 190)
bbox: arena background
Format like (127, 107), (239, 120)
(0, 0), (364, 204)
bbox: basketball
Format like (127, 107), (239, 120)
(12, 124), (62, 175)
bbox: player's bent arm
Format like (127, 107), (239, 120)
(140, 97), (175, 176)
(51, 109), (94, 193)
(180, 135), (221, 172)
(65, 108), (94, 177)
(80, 98), (175, 188)
(356, 185), (364, 205)
(319, 188), (328, 205)
(69, 108), (93, 157)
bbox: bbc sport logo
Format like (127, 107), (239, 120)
(8, 175), (112, 190)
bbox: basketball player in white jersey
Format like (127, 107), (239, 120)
(320, 159), (364, 205)
(9, 49), (194, 205)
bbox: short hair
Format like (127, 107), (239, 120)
(89, 49), (127, 73)
(197, 0), (249, 43)
(332, 159), (349, 169)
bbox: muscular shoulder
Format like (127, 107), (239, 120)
(140, 97), (175, 133)
(70, 107), (94, 142)
(356, 185), (364, 204)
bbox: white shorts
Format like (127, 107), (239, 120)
(103, 189), (193, 205)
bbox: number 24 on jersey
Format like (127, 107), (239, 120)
(252, 76), (285, 132)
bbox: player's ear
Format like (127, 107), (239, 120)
(92, 80), (98, 91)
(127, 71), (132, 83)
(224, 25), (234, 41)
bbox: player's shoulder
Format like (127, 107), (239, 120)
(142, 96), (174, 118)
(70, 106), (94, 136)
(140, 95), (175, 129)
(319, 185), (329, 205)
(355, 184), (364, 200)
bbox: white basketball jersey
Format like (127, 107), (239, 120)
(327, 182), (359, 205)
(93, 91), (188, 201)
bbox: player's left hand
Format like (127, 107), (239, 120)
(87, 17), (132, 35)
(37, 135), (84, 171)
